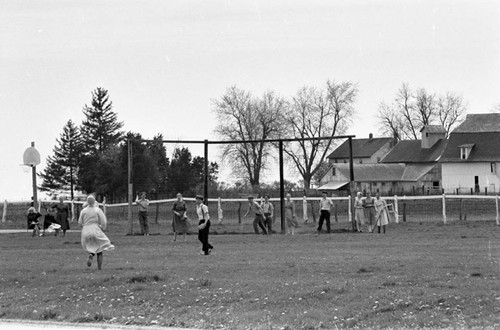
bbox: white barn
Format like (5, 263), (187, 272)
(439, 113), (500, 194)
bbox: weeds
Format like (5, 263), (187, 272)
(40, 308), (58, 320)
(198, 278), (212, 287)
(126, 274), (161, 284)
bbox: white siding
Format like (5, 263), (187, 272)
(442, 162), (500, 193)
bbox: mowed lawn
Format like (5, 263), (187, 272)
(0, 221), (499, 329)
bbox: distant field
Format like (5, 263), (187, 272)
(1, 221), (499, 329)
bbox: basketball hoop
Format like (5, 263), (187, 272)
(23, 145), (41, 167)
(20, 164), (32, 173)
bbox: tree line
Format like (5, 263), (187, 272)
(40, 81), (468, 201)
(39, 88), (218, 202)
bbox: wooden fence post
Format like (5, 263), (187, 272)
(218, 197), (223, 224)
(155, 203), (160, 223)
(303, 196), (308, 223)
(442, 193), (447, 224)
(1, 200), (7, 223)
(237, 201), (242, 224)
(402, 201), (407, 222)
(71, 200), (75, 222)
(348, 195), (352, 223)
(393, 195), (399, 223)
(459, 198), (463, 221)
(103, 197), (107, 217)
(496, 195), (499, 226)
(310, 200), (316, 223)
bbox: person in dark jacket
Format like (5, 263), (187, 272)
(27, 207), (42, 237)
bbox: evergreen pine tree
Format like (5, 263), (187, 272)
(39, 120), (84, 199)
(79, 87), (124, 194)
(80, 87), (123, 154)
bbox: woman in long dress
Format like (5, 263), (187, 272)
(78, 195), (115, 270)
(53, 196), (70, 236)
(172, 193), (190, 241)
(284, 193), (299, 235)
(374, 193), (389, 234)
(354, 192), (365, 232)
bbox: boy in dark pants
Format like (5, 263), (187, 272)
(317, 191), (334, 234)
(196, 195), (213, 255)
(243, 196), (267, 235)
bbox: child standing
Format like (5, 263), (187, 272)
(243, 196), (267, 235)
(135, 192), (150, 236)
(196, 195), (213, 255)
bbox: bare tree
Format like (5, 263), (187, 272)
(283, 80), (357, 190)
(395, 83), (418, 139)
(414, 87), (437, 127)
(213, 87), (285, 192)
(377, 83), (467, 139)
(436, 92), (467, 136)
(377, 101), (405, 141)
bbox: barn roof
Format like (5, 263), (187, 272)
(420, 125), (447, 133)
(381, 139), (447, 163)
(327, 137), (393, 159)
(333, 163), (405, 182)
(453, 113), (500, 133)
(439, 132), (500, 162)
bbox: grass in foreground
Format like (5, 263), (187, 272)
(0, 221), (499, 329)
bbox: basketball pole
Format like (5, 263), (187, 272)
(127, 139), (133, 235)
(204, 140), (209, 204)
(348, 136), (355, 231)
(279, 140), (285, 233)
(31, 142), (38, 210)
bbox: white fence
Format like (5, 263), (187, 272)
(2, 195), (499, 226)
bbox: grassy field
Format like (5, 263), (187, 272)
(1, 221), (500, 329)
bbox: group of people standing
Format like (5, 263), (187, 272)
(27, 196), (71, 237)
(135, 192), (213, 255)
(354, 191), (389, 233)
(243, 193), (301, 235)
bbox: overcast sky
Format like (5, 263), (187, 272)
(1, 0), (499, 201)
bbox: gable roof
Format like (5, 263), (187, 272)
(327, 137), (393, 159)
(439, 132), (500, 162)
(453, 113), (500, 133)
(333, 163), (405, 182)
(401, 164), (436, 181)
(420, 125), (446, 133)
(381, 139), (447, 163)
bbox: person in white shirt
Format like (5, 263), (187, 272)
(317, 191), (334, 234)
(135, 192), (150, 236)
(196, 195), (213, 255)
(78, 195), (115, 270)
(243, 196), (267, 235)
(261, 194), (274, 234)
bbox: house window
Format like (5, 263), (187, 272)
(460, 148), (467, 159)
(459, 144), (474, 160)
(381, 182), (386, 186)
(491, 163), (496, 174)
(332, 167), (336, 176)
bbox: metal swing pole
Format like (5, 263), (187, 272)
(127, 139), (134, 235)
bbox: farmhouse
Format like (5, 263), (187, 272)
(318, 125), (448, 195)
(381, 125), (447, 194)
(439, 113), (500, 194)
